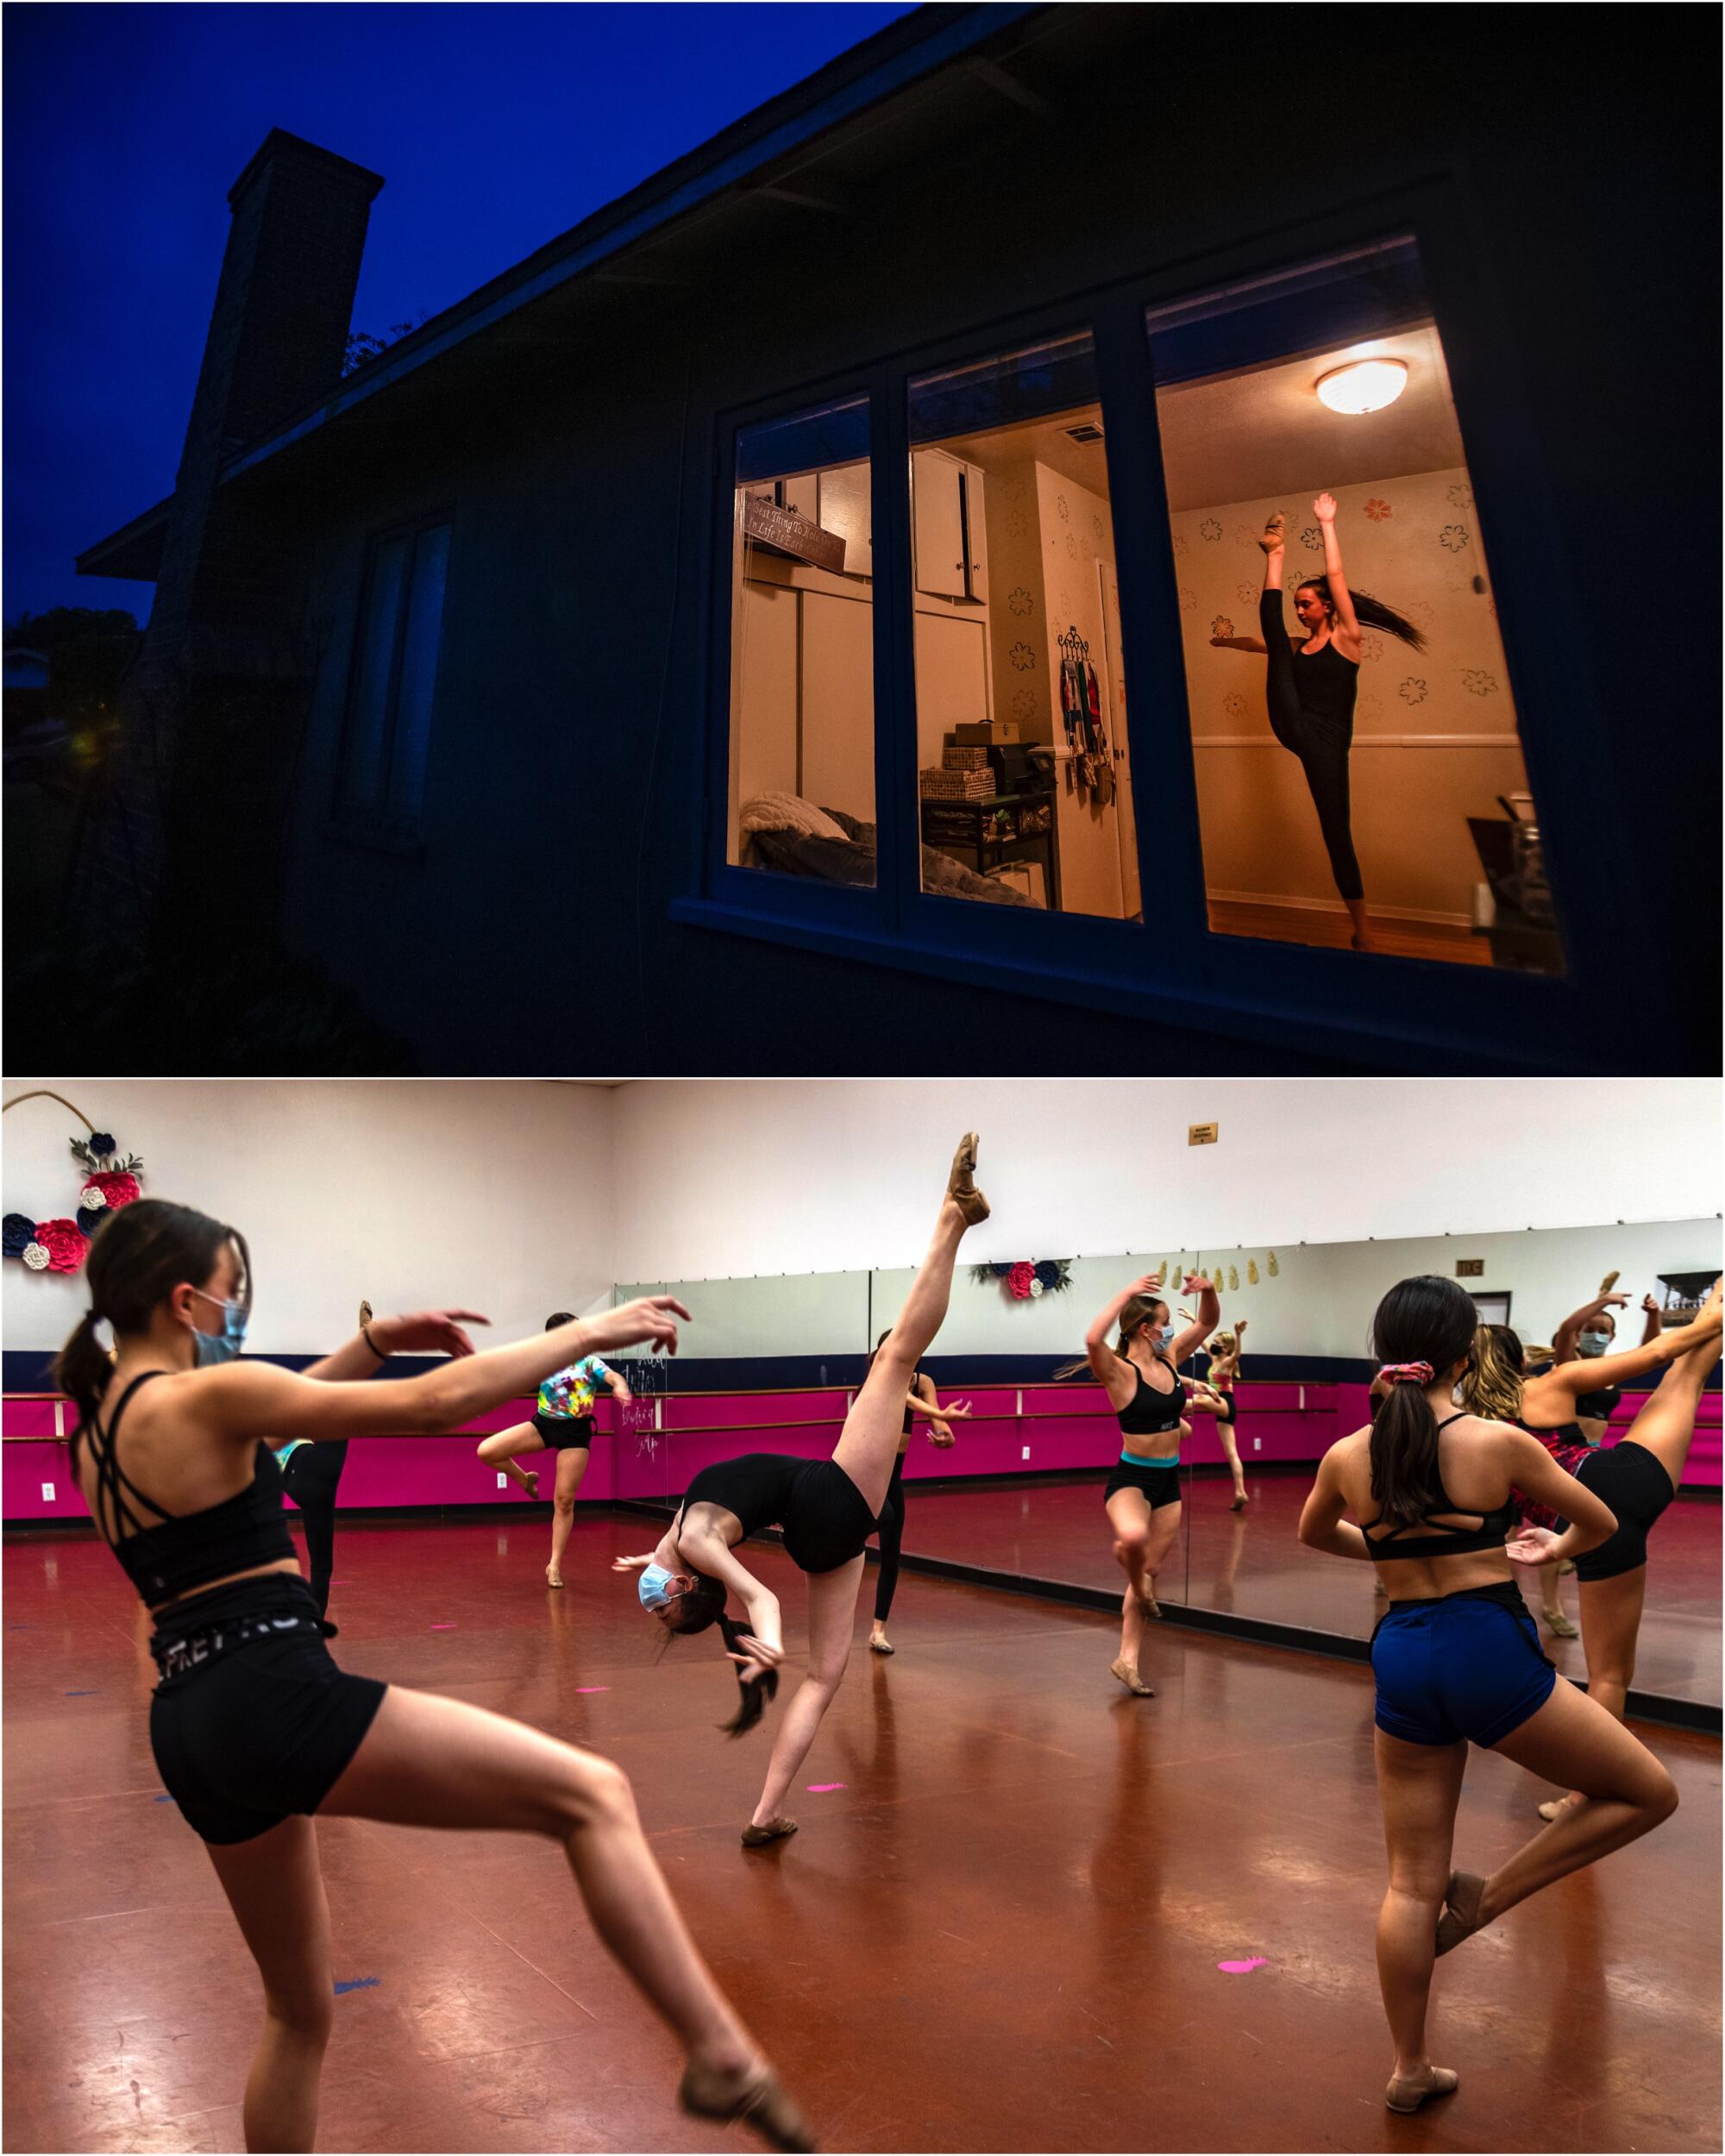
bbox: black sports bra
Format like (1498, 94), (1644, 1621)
(77, 1372), (296, 1608)
(1118, 1357), (1186, 1441)
(1575, 1382), (1623, 1424)
(1362, 1413), (1519, 1561)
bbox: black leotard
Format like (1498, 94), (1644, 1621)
(680, 1451), (878, 1574)
(1363, 1413), (1518, 1561)
(1258, 591), (1363, 902)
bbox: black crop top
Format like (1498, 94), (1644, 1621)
(1575, 1382), (1623, 1424)
(77, 1372), (296, 1608)
(901, 1369), (923, 1439)
(1363, 1413), (1518, 1561)
(1117, 1357), (1186, 1443)
(679, 1452), (807, 1540)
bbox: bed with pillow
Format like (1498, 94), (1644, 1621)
(739, 793), (1032, 906)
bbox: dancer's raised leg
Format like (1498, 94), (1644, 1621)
(478, 1420), (543, 1499)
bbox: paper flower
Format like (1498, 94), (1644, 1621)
(1267, 1251), (1280, 1277)
(1033, 1261), (1062, 1288)
(1030, 1278), (1044, 1297)
(77, 1209), (106, 1238)
(3, 1213), (35, 1259)
(85, 1171), (141, 1210)
(78, 1184), (108, 1212)
(1008, 1263), (1035, 1300)
(34, 1219), (87, 1274)
(1247, 1259), (1259, 1285)
(1228, 1264), (1239, 1291)
(22, 1242), (50, 1270)
(87, 1133), (116, 1157)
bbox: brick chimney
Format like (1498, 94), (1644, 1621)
(78, 131), (384, 950)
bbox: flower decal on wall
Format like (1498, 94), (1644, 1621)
(1171, 534), (1188, 557)
(1300, 526), (1322, 552)
(1179, 588), (1195, 612)
(1359, 631), (1383, 663)
(1399, 679), (1428, 705)
(1237, 583), (1258, 603)
(1461, 669), (1498, 697)
(1093, 514), (1106, 542)
(1007, 586), (1033, 617)
(1008, 642), (1036, 672)
(1211, 616), (1235, 639)
(1364, 498), (1393, 522)
(1224, 692), (1247, 719)
(3, 1127), (145, 1277)
(1200, 517), (1222, 542)
(1012, 686), (1037, 720)
(1057, 495), (1070, 523)
(1232, 523), (1258, 548)
(971, 1258), (1073, 1302)
(1006, 509), (1029, 539)
(1446, 482), (1474, 510)
(1440, 525), (1471, 552)
(1066, 532), (1078, 559)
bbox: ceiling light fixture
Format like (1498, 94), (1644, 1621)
(1315, 358), (1408, 415)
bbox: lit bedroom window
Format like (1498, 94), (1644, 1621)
(727, 393), (875, 885)
(1146, 237), (1565, 974)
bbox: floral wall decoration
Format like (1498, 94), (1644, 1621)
(2, 1111), (144, 1275)
(970, 1258), (1074, 1302)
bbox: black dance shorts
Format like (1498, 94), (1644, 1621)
(1571, 1441), (1675, 1582)
(1214, 1392), (1236, 1425)
(533, 1412), (595, 1451)
(148, 1573), (386, 1845)
(781, 1460), (880, 1573)
(1103, 1457), (1182, 1509)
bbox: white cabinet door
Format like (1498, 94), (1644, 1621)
(913, 450), (968, 599)
(779, 473), (818, 523)
(818, 462), (872, 579)
(962, 463), (989, 605)
(800, 590), (875, 824)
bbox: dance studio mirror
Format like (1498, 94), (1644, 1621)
(619, 1217), (1719, 1709)
(1147, 236), (1566, 970)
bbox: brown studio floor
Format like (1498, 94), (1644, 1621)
(3, 1516), (1720, 2156)
(894, 1470), (1723, 1706)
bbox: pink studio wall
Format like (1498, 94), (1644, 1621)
(5, 1381), (1718, 1526)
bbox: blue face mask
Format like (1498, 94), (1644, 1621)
(637, 1563), (677, 1612)
(191, 1289), (248, 1365)
(1578, 1332), (1611, 1357)
(1157, 1326), (1177, 1349)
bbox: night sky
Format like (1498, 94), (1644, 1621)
(2, 2), (915, 629)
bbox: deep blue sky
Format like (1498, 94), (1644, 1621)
(3, 2), (914, 630)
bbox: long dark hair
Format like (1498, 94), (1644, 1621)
(656, 1571), (778, 1735)
(1459, 1323), (1525, 1422)
(1054, 1292), (1166, 1382)
(53, 1199), (249, 1436)
(1295, 573), (1427, 652)
(1367, 1275), (1477, 1530)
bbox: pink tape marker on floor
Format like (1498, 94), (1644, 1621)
(430, 1623), (455, 1630)
(806, 1782), (846, 1794)
(1217, 1958), (1267, 1975)
(576, 1686), (610, 1694)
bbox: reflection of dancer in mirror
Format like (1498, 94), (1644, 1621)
(1298, 1275), (1679, 2117)
(1211, 495), (1427, 951)
(1199, 1319), (1250, 1510)
(615, 1137), (989, 1846)
(1061, 1269), (1222, 1696)
(474, 1319), (633, 1588)
(1552, 1287), (1663, 1445)
(1465, 1282), (1722, 1824)
(864, 1330), (973, 1656)
(273, 1299), (486, 1616)
(56, 1202), (810, 2154)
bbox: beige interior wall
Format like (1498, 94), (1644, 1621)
(1174, 467), (1531, 923)
(1035, 461), (1125, 918)
(977, 457), (1054, 746)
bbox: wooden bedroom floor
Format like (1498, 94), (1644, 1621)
(1208, 897), (1492, 966)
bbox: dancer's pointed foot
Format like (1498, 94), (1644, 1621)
(1110, 1657), (1156, 1697)
(1230, 1491), (1248, 1512)
(1138, 1585), (1161, 1620)
(869, 1627), (895, 1655)
(523, 1470), (539, 1501)
(946, 1132), (989, 1225)
(680, 2059), (815, 2153)
(1258, 512), (1286, 555)
(545, 1564), (564, 1589)
(741, 1815), (799, 1848)
(1434, 1869), (1489, 1956)
(1385, 2066), (1458, 2114)
(1541, 1607), (1578, 1637)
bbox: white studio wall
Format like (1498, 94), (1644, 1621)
(607, 1079), (1722, 1282)
(2, 1081), (617, 1356)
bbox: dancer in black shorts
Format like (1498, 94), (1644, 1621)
(57, 1200), (809, 2155)
(273, 1299), (485, 1615)
(1211, 494), (1426, 950)
(1061, 1268), (1223, 1695)
(1199, 1317), (1249, 1511)
(475, 1320), (633, 1588)
(616, 1136), (989, 1845)
(1299, 1275), (1679, 2115)
(1464, 1282), (1722, 1821)
(864, 1332), (972, 1656)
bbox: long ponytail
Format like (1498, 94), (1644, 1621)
(1367, 1275), (1477, 1531)
(1295, 574), (1427, 652)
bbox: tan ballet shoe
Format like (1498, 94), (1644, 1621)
(946, 1132), (989, 1225)
(1434, 1870), (1488, 1956)
(869, 1633), (895, 1655)
(679, 2059), (815, 2153)
(1537, 1792), (1582, 1824)
(545, 1568), (564, 1589)
(524, 1470), (539, 1501)
(1385, 2066), (1458, 2114)
(1230, 1493), (1248, 1512)
(1258, 512), (1286, 555)
(741, 1815), (799, 1848)
(1110, 1657), (1156, 1697)
(1542, 1608), (1578, 1637)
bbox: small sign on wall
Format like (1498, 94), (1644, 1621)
(1456, 1258), (1484, 1277)
(1189, 1123), (1219, 1146)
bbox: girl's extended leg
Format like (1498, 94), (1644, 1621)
(205, 1817), (335, 2155)
(1258, 523), (1300, 751)
(547, 1445), (591, 1588)
(478, 1420), (545, 1497)
(1295, 731), (1366, 916)
(1617, 1320), (1721, 1486)
(750, 1556), (865, 1832)
(870, 1457), (906, 1648)
(1372, 1731), (1466, 2103)
(280, 1445), (343, 1618)
(1536, 1557), (1578, 1636)
(1536, 1566), (1647, 1821)
(323, 1687), (802, 2143)
(832, 1141), (981, 1515)
(1447, 1678), (1677, 1940)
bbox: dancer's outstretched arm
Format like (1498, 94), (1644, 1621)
(1639, 1294), (1663, 1345)
(1530, 1296), (1721, 1413)
(303, 1308), (487, 1382)
(1209, 634), (1269, 652)
(1313, 494), (1361, 640)
(1552, 1292), (1629, 1367)
(675, 1526), (784, 1675)
(1170, 1275), (1220, 1364)
(1082, 1275), (1163, 1398)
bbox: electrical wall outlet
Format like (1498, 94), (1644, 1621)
(41, 1483), (54, 1502)
(1022, 1445), (1031, 1460)
(1251, 1438), (1261, 1451)
(497, 1473), (508, 1489)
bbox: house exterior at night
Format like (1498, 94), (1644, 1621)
(72, 3), (1717, 1075)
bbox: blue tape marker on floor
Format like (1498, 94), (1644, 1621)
(334, 1977), (380, 1995)
(65, 1689), (99, 1696)
(154, 1796), (176, 1804)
